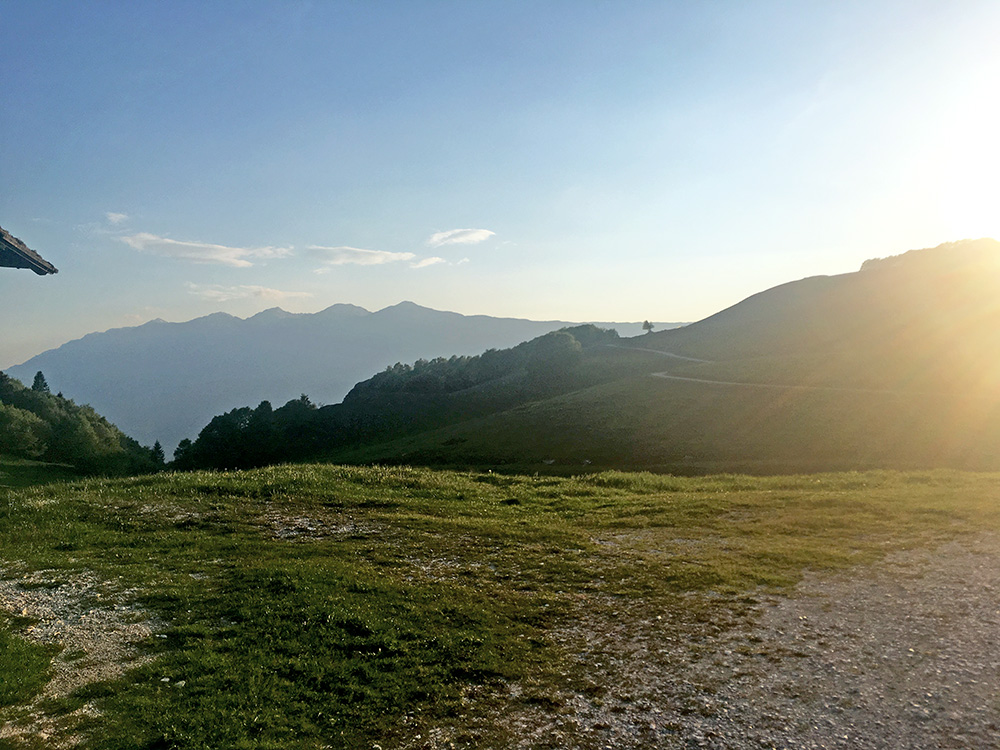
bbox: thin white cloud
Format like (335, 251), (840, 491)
(411, 256), (446, 269)
(426, 228), (495, 247)
(106, 212), (128, 225)
(122, 233), (292, 267)
(309, 245), (416, 266)
(186, 283), (312, 303)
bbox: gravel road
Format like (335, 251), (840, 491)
(500, 533), (1000, 750)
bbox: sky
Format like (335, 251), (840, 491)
(2, 0), (999, 368)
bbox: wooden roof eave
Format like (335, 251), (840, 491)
(0, 225), (59, 275)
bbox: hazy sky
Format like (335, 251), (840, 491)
(3, 0), (999, 368)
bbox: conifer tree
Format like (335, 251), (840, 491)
(31, 371), (50, 393)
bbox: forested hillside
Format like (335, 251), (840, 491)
(173, 239), (1000, 475)
(173, 326), (667, 470)
(0, 371), (158, 474)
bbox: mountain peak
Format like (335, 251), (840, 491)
(315, 303), (370, 318)
(249, 307), (295, 321)
(199, 312), (239, 323)
(380, 300), (425, 311)
(375, 301), (450, 318)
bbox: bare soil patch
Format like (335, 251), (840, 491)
(0, 569), (164, 746)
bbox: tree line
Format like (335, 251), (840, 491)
(0, 370), (161, 474)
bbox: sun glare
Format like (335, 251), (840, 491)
(932, 64), (1000, 241)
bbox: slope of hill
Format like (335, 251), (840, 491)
(0, 372), (156, 474)
(641, 238), (1000, 391)
(6, 304), (683, 452)
(327, 239), (1000, 473)
(83, 238), (1000, 475)
(339, 370), (1000, 473)
(172, 326), (673, 470)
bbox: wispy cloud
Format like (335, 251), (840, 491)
(309, 245), (416, 267)
(186, 283), (312, 302)
(426, 228), (495, 247)
(411, 256), (446, 269)
(122, 233), (292, 268)
(105, 212), (128, 225)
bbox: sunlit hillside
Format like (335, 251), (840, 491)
(325, 239), (1000, 474)
(644, 238), (1000, 392)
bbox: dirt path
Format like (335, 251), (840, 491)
(648, 370), (915, 395)
(610, 345), (712, 364)
(497, 533), (1000, 749)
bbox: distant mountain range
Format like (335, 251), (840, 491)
(6, 303), (683, 453)
(14, 239), (1000, 476)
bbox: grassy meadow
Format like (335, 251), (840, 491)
(2, 462), (1000, 748)
(0, 456), (82, 490)
(334, 370), (1000, 474)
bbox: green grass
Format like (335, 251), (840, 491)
(334, 372), (1000, 473)
(0, 455), (82, 489)
(0, 616), (55, 708)
(1, 465), (1000, 747)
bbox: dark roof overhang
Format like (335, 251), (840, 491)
(0, 225), (58, 275)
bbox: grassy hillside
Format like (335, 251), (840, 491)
(1, 465), (999, 748)
(0, 455), (82, 489)
(642, 238), (1000, 389)
(174, 328), (671, 471)
(333, 371), (1000, 474)
(328, 240), (1000, 473)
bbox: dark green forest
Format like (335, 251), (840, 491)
(0, 370), (159, 474)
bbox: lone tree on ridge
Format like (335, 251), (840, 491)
(32, 371), (50, 393)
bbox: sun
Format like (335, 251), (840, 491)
(936, 143), (1000, 242)
(931, 67), (1000, 242)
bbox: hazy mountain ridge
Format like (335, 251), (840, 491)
(6, 303), (683, 451)
(15, 239), (1000, 473)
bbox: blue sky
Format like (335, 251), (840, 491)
(3, 0), (999, 368)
